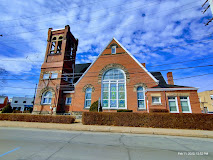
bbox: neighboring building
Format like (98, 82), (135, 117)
(9, 98), (12, 103)
(11, 97), (34, 111)
(0, 96), (8, 110)
(33, 25), (201, 114)
(198, 90), (213, 114)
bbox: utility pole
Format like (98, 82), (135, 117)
(33, 83), (37, 106)
(202, 0), (213, 25)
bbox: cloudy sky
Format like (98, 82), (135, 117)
(0, 0), (212, 98)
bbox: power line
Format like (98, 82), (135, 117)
(0, 36), (213, 64)
(2, 1), (201, 37)
(2, 70), (213, 90)
(0, 0), (160, 28)
(1, 64), (213, 83)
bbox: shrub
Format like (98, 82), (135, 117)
(82, 112), (213, 130)
(12, 110), (22, 113)
(89, 100), (102, 112)
(117, 109), (133, 112)
(149, 109), (169, 113)
(0, 114), (75, 124)
(1, 104), (13, 113)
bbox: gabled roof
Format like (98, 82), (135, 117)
(74, 37), (159, 86)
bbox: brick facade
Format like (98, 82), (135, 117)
(33, 27), (201, 114)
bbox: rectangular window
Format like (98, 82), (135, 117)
(111, 46), (116, 54)
(14, 101), (18, 103)
(23, 101), (26, 103)
(51, 73), (58, 79)
(180, 96), (191, 113)
(137, 87), (145, 109)
(210, 95), (213, 100)
(152, 96), (161, 104)
(168, 97), (179, 113)
(43, 74), (49, 79)
(66, 97), (72, 105)
(85, 88), (92, 108)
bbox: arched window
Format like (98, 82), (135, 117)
(102, 68), (126, 109)
(137, 87), (145, 109)
(85, 88), (92, 108)
(57, 36), (63, 53)
(42, 91), (52, 104)
(50, 37), (57, 54)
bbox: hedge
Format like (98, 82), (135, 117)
(149, 109), (169, 113)
(0, 114), (75, 124)
(82, 112), (213, 130)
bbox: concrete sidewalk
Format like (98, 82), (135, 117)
(0, 120), (213, 138)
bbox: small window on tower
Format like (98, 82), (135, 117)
(50, 37), (57, 54)
(111, 46), (116, 54)
(43, 73), (50, 80)
(56, 36), (63, 54)
(51, 73), (58, 79)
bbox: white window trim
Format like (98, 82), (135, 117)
(65, 97), (72, 105)
(137, 87), (146, 109)
(43, 73), (50, 80)
(111, 46), (116, 54)
(168, 97), (179, 113)
(84, 88), (92, 108)
(210, 95), (213, 100)
(152, 96), (161, 104)
(180, 96), (192, 113)
(101, 69), (127, 109)
(51, 73), (58, 79)
(41, 91), (52, 105)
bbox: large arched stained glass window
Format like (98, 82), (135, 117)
(102, 68), (126, 109)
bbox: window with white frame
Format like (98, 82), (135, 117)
(111, 46), (116, 54)
(152, 96), (161, 104)
(210, 95), (213, 100)
(102, 68), (126, 109)
(42, 91), (52, 104)
(180, 96), (191, 113)
(85, 88), (92, 108)
(137, 87), (145, 109)
(168, 97), (179, 113)
(66, 97), (72, 105)
(43, 73), (49, 79)
(51, 73), (58, 79)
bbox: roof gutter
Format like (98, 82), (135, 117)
(147, 88), (199, 91)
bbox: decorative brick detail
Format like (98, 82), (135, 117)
(133, 83), (147, 92)
(98, 63), (130, 83)
(39, 87), (56, 97)
(82, 84), (95, 92)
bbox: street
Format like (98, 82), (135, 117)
(0, 127), (212, 160)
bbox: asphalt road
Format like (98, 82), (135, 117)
(0, 127), (213, 160)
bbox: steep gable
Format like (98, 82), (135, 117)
(75, 37), (158, 86)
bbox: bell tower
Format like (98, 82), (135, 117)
(33, 25), (78, 114)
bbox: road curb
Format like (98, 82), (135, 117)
(0, 121), (213, 138)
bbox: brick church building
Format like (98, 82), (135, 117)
(33, 25), (201, 114)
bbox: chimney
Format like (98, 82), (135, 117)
(141, 63), (146, 68)
(167, 72), (174, 85)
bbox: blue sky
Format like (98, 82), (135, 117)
(0, 0), (213, 98)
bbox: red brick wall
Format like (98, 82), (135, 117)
(147, 90), (201, 113)
(71, 39), (158, 112)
